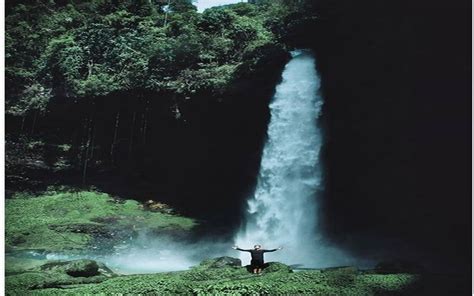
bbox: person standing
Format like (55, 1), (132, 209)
(233, 244), (283, 274)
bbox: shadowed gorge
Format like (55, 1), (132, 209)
(299, 0), (470, 273)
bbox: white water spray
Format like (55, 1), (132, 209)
(235, 50), (351, 268)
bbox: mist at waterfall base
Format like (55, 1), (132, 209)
(45, 232), (236, 274)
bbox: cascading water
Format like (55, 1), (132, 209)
(235, 50), (348, 268)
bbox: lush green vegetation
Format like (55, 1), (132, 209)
(6, 0), (304, 114)
(6, 257), (424, 296)
(5, 0), (313, 194)
(4, 187), (431, 296)
(6, 190), (195, 252)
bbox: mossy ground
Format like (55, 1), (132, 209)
(5, 191), (469, 295)
(8, 259), (460, 296)
(7, 263), (470, 296)
(6, 191), (196, 252)
(6, 257), (48, 276)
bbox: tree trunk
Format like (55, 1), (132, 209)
(30, 110), (38, 135)
(79, 116), (89, 167)
(82, 99), (95, 185)
(129, 111), (136, 157)
(20, 115), (26, 132)
(89, 124), (96, 159)
(140, 112), (145, 136)
(143, 99), (149, 145)
(82, 116), (93, 185)
(87, 60), (94, 78)
(142, 113), (147, 145)
(110, 111), (120, 165)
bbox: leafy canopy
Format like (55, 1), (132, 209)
(6, 0), (301, 114)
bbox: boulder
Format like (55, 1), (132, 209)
(199, 256), (242, 268)
(97, 261), (116, 277)
(7, 259), (115, 291)
(36, 259), (113, 278)
(65, 259), (100, 277)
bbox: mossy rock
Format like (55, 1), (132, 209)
(5, 257), (48, 276)
(65, 260), (100, 277)
(6, 270), (109, 291)
(199, 256), (242, 269)
(6, 259), (115, 294)
(36, 259), (100, 277)
(33, 259), (116, 278)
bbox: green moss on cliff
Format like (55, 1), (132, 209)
(6, 191), (196, 252)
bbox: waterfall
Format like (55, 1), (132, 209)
(235, 50), (347, 268)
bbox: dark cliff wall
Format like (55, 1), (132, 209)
(293, 0), (470, 270)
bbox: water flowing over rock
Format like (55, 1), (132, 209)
(235, 50), (348, 268)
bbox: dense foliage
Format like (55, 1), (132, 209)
(5, 0), (308, 199)
(6, 0), (302, 112)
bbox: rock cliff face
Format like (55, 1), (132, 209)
(288, 0), (470, 271)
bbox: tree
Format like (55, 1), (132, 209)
(7, 83), (52, 134)
(169, 0), (197, 13)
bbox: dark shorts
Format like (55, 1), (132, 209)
(251, 259), (264, 268)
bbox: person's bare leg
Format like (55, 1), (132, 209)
(253, 268), (257, 274)
(257, 268), (262, 274)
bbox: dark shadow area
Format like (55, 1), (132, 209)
(282, 0), (471, 275)
(383, 273), (471, 296)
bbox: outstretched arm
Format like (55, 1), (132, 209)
(263, 247), (283, 253)
(232, 246), (251, 252)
